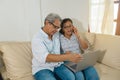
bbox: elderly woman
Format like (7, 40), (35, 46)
(59, 18), (99, 80)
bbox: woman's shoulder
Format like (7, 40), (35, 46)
(59, 32), (65, 39)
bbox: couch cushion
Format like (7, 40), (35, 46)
(94, 34), (120, 70)
(80, 32), (96, 53)
(0, 42), (34, 80)
(94, 63), (120, 80)
(78, 32), (96, 48)
(84, 32), (96, 47)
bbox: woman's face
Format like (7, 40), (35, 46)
(63, 21), (73, 36)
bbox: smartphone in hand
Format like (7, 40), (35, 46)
(72, 26), (77, 34)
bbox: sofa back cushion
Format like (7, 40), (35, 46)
(94, 34), (120, 70)
(79, 32), (96, 53)
(0, 42), (34, 80)
(84, 32), (96, 49)
(75, 22), (96, 50)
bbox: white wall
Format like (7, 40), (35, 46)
(0, 0), (88, 41)
(41, 0), (89, 32)
(0, 0), (41, 41)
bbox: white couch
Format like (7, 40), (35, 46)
(86, 33), (120, 80)
(0, 32), (120, 80)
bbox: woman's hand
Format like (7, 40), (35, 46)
(72, 26), (88, 49)
(72, 26), (80, 38)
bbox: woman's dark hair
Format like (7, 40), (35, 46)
(59, 18), (73, 34)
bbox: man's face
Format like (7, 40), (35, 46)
(46, 19), (61, 36)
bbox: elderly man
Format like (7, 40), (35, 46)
(32, 13), (82, 80)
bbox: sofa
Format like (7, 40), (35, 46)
(0, 32), (120, 80)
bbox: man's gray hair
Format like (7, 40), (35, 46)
(44, 13), (62, 24)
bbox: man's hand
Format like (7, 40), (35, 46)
(65, 52), (83, 63)
(46, 51), (83, 63)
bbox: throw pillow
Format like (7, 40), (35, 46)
(83, 32), (96, 53)
(97, 49), (107, 63)
(84, 32), (96, 48)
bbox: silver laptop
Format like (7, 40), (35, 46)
(64, 50), (106, 73)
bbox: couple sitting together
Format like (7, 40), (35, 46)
(32, 13), (99, 80)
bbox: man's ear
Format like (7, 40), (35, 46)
(44, 21), (49, 29)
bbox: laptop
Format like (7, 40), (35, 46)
(64, 50), (106, 73)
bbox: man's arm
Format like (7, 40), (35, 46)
(46, 52), (83, 63)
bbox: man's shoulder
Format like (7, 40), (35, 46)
(53, 32), (60, 38)
(32, 32), (44, 42)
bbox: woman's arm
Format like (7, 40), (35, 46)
(73, 27), (88, 49)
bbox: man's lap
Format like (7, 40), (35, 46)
(34, 69), (57, 80)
